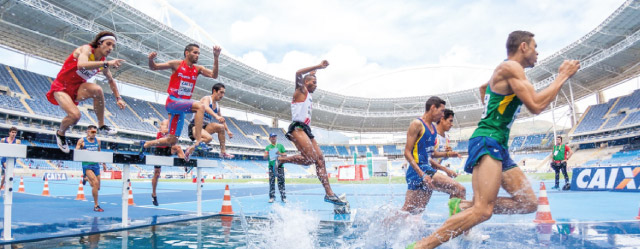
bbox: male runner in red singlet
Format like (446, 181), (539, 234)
(277, 60), (347, 206)
(151, 119), (185, 206)
(46, 31), (127, 153)
(137, 44), (221, 160)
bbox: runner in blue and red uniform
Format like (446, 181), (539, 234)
(137, 44), (221, 160)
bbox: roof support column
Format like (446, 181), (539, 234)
(568, 80), (577, 126)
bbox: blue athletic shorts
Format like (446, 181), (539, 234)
(83, 164), (101, 177)
(406, 163), (437, 191)
(464, 136), (517, 174)
(165, 96), (197, 136)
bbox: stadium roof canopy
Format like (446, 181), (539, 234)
(1, 0), (640, 132)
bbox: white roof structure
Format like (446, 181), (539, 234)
(1, 0), (640, 132)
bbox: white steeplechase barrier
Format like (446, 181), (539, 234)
(0, 144), (219, 240)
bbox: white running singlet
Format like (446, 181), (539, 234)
(434, 133), (449, 164)
(291, 93), (312, 125)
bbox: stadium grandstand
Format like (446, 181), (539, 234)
(0, 0), (639, 180)
(0, 0), (640, 247)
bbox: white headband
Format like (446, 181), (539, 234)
(99, 35), (117, 43)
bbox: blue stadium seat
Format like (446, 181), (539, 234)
(320, 145), (338, 156)
(336, 146), (349, 156)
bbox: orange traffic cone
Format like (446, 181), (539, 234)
(75, 179), (86, 200)
(220, 216), (233, 243)
(534, 182), (555, 224)
(18, 177), (25, 193)
(41, 177), (50, 196)
(219, 185), (234, 215)
(128, 182), (135, 206)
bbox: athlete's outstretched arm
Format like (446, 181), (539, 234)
(429, 159), (457, 178)
(200, 96), (222, 122)
(75, 139), (84, 150)
(295, 60), (329, 89)
(506, 60), (579, 114)
(432, 150), (459, 158)
(199, 45), (221, 79)
(148, 52), (181, 71)
(76, 45), (124, 70)
(218, 109), (233, 138)
(103, 67), (126, 109)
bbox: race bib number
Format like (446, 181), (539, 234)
(76, 68), (99, 81)
(178, 80), (193, 96)
(480, 94), (490, 119)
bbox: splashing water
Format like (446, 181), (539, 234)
(250, 204), (321, 249)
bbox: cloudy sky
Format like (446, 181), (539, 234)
(0, 0), (635, 140)
(128, 0), (626, 98)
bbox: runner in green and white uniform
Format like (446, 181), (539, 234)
(416, 31), (580, 248)
(464, 86), (523, 173)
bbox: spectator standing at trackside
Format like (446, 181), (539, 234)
(264, 133), (287, 203)
(550, 136), (572, 190)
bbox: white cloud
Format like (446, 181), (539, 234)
(438, 46), (473, 65)
(230, 16), (271, 47)
(240, 51), (268, 71)
(113, 0), (629, 98)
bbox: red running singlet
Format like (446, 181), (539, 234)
(167, 60), (199, 100)
(46, 46), (105, 106)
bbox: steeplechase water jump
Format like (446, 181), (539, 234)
(0, 0), (639, 248)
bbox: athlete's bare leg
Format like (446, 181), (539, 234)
(85, 169), (101, 208)
(190, 102), (204, 144)
(53, 92), (81, 135)
(195, 127), (213, 144)
(417, 156), (537, 248)
(496, 167), (537, 214)
(401, 189), (433, 215)
(76, 83), (106, 127)
(143, 135), (178, 149)
(279, 129), (335, 196)
(152, 167), (160, 197)
(171, 145), (185, 159)
(431, 173), (466, 199)
(205, 123), (226, 153)
(185, 102), (205, 156)
(417, 155), (502, 248)
(0, 171), (5, 191)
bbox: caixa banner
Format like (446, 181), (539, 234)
(43, 172), (68, 181)
(571, 166), (640, 192)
